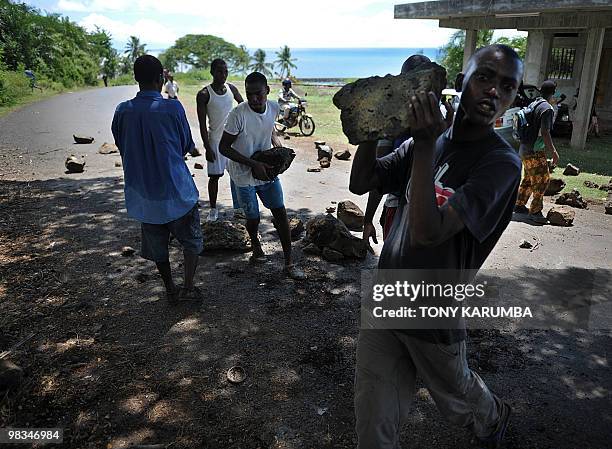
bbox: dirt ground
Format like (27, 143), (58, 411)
(0, 87), (610, 448)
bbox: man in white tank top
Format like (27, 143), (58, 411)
(196, 59), (244, 222)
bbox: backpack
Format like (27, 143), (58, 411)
(512, 98), (547, 143)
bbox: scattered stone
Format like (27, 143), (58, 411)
(320, 158), (331, 168)
(337, 200), (365, 231)
(307, 167), (321, 173)
(605, 193), (612, 215)
(599, 184), (611, 192)
(98, 142), (118, 154)
(302, 243), (322, 255)
(547, 206), (575, 227)
(65, 155), (85, 173)
(547, 159), (556, 173)
(583, 180), (599, 189)
(304, 215), (368, 259)
(322, 247), (344, 262)
(563, 163), (580, 176)
(332, 62), (447, 144)
(194, 162), (204, 169)
(326, 207), (336, 214)
(226, 366), (246, 384)
(314, 140), (326, 147)
(272, 215), (304, 241)
(73, 134), (94, 144)
(519, 239), (533, 249)
(334, 149), (352, 160)
(0, 360), (23, 391)
(201, 220), (252, 252)
(114, 161), (122, 167)
(284, 135), (290, 140)
(121, 246), (136, 257)
(555, 189), (588, 209)
(317, 145), (333, 161)
(544, 178), (566, 196)
(251, 146), (296, 180)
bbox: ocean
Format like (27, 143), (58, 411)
(258, 47), (440, 80)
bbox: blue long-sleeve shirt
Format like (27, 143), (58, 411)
(111, 90), (198, 224)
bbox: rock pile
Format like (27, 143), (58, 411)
(337, 200), (365, 231)
(201, 220), (251, 252)
(555, 189), (587, 209)
(303, 215), (368, 262)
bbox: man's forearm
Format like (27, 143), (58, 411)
(349, 141), (378, 195)
(220, 144), (255, 168)
(199, 126), (211, 151)
(364, 190), (384, 224)
(407, 140), (442, 246)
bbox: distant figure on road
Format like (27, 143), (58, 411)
(219, 72), (305, 280)
(164, 73), (179, 100)
(24, 69), (42, 92)
(102, 74), (108, 87)
(111, 55), (203, 302)
(196, 58), (244, 222)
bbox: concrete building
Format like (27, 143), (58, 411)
(395, 0), (612, 149)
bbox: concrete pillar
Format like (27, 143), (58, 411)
(571, 27), (605, 149)
(463, 29), (478, 71)
(524, 30), (552, 86)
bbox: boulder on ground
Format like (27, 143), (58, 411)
(0, 360), (23, 391)
(519, 239), (533, 249)
(272, 215), (304, 241)
(303, 243), (322, 255)
(332, 62), (447, 144)
(547, 206), (575, 226)
(307, 167), (321, 173)
(114, 160), (122, 167)
(563, 163), (580, 176)
(334, 149), (351, 160)
(544, 178), (566, 196)
(555, 189), (588, 209)
(65, 155), (85, 173)
(584, 180), (599, 189)
(320, 158), (331, 168)
(73, 134), (94, 144)
(605, 193), (612, 215)
(194, 162), (204, 169)
(201, 220), (251, 252)
(98, 142), (118, 154)
(314, 140), (326, 147)
(317, 145), (333, 161)
(121, 246), (136, 257)
(337, 200), (365, 231)
(304, 215), (368, 259)
(322, 247), (344, 262)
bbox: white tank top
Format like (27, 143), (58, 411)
(205, 83), (234, 142)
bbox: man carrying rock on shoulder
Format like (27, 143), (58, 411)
(349, 45), (524, 448)
(219, 71), (305, 280)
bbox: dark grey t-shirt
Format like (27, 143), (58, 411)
(375, 130), (522, 343)
(519, 99), (554, 157)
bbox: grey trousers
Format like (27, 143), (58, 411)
(354, 329), (502, 449)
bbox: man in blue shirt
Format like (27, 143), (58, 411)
(112, 55), (203, 301)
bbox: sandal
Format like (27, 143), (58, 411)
(179, 285), (204, 301)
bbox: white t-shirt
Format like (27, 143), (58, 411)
(224, 100), (280, 187)
(164, 80), (178, 98)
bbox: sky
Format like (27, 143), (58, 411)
(25, 0), (523, 52)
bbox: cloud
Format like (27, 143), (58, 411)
(78, 14), (178, 48)
(56, 0), (88, 12)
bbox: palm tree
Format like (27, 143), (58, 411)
(274, 45), (297, 79)
(124, 36), (146, 64)
(249, 49), (274, 76)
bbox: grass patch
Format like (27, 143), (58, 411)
(556, 135), (612, 176)
(551, 172), (611, 202)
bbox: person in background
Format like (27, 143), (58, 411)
(111, 55), (203, 302)
(278, 78), (301, 122)
(196, 58), (244, 222)
(164, 73), (179, 100)
(514, 80), (560, 224)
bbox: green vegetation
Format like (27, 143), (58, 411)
(438, 30), (527, 83)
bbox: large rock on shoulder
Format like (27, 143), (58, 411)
(337, 200), (365, 231)
(332, 62), (447, 144)
(304, 215), (368, 259)
(563, 163), (580, 176)
(545, 178), (566, 196)
(547, 206), (575, 226)
(201, 220), (252, 252)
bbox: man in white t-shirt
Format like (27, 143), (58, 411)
(196, 59), (244, 222)
(164, 73), (179, 99)
(219, 72), (305, 280)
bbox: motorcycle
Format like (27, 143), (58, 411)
(275, 97), (316, 136)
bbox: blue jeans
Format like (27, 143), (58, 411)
(235, 177), (285, 220)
